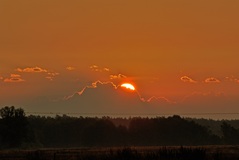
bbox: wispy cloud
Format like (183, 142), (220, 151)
(46, 72), (60, 81)
(4, 74), (25, 83)
(90, 65), (110, 72)
(103, 68), (110, 72)
(66, 66), (75, 71)
(64, 80), (119, 100)
(225, 76), (239, 83)
(77, 81), (118, 96)
(17, 67), (47, 73)
(16, 66), (59, 81)
(146, 96), (175, 104)
(180, 76), (197, 83)
(110, 74), (127, 79)
(205, 77), (220, 83)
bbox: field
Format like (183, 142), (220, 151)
(0, 146), (239, 160)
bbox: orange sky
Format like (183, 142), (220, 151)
(1, 0), (239, 119)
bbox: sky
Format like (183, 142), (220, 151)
(1, 0), (239, 119)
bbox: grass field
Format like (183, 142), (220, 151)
(0, 146), (239, 160)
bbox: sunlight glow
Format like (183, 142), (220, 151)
(121, 83), (135, 91)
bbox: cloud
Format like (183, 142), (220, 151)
(64, 80), (175, 106)
(146, 96), (175, 104)
(16, 66), (59, 81)
(58, 80), (174, 114)
(205, 77), (220, 83)
(45, 72), (59, 81)
(65, 81), (119, 99)
(103, 68), (110, 72)
(66, 66), (75, 71)
(19, 79), (239, 119)
(180, 76), (197, 83)
(90, 65), (100, 72)
(4, 74), (25, 83)
(110, 74), (127, 79)
(47, 72), (59, 76)
(90, 65), (110, 72)
(10, 74), (21, 78)
(225, 76), (239, 83)
(17, 67), (47, 73)
(45, 77), (53, 81)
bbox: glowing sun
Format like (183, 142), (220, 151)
(121, 83), (135, 91)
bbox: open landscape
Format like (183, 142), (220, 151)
(1, 107), (239, 159)
(1, 0), (239, 159)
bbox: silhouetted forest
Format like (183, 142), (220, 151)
(1, 106), (239, 149)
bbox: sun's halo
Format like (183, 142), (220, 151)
(121, 83), (135, 91)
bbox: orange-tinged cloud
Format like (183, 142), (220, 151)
(78, 81), (118, 96)
(16, 66), (59, 81)
(90, 65), (100, 72)
(180, 76), (197, 83)
(4, 74), (25, 83)
(45, 76), (53, 81)
(90, 65), (110, 72)
(225, 76), (239, 83)
(47, 72), (59, 76)
(147, 96), (175, 104)
(110, 74), (127, 79)
(205, 77), (220, 83)
(66, 66), (75, 71)
(64, 80), (119, 100)
(17, 67), (47, 73)
(103, 68), (110, 72)
(45, 72), (59, 81)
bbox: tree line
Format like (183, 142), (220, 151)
(0, 106), (239, 149)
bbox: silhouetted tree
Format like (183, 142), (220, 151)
(221, 122), (239, 144)
(5, 114), (237, 148)
(0, 106), (29, 148)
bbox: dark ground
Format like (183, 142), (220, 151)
(0, 145), (239, 160)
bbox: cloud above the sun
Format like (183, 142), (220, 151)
(15, 66), (60, 81)
(205, 77), (220, 83)
(66, 66), (75, 71)
(180, 76), (197, 83)
(17, 67), (48, 73)
(4, 74), (25, 83)
(90, 65), (110, 72)
(110, 74), (127, 79)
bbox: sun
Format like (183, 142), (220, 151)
(121, 83), (135, 91)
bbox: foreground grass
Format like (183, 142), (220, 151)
(0, 146), (239, 160)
